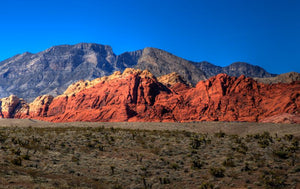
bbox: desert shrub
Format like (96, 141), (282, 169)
(230, 135), (242, 144)
(215, 131), (226, 138)
(136, 153), (144, 162)
(241, 162), (251, 172)
(233, 142), (248, 154)
(273, 148), (289, 159)
(159, 177), (171, 184)
(97, 144), (105, 151)
(290, 140), (299, 152)
(21, 152), (30, 160)
(222, 157), (235, 167)
(210, 167), (225, 178)
(0, 132), (7, 143)
(112, 184), (123, 189)
(199, 182), (214, 189)
(191, 158), (204, 169)
(170, 163), (179, 170)
(11, 148), (21, 156)
(150, 146), (160, 155)
(11, 157), (22, 166)
(182, 130), (192, 137)
(258, 139), (270, 148)
(71, 155), (80, 163)
(110, 166), (115, 175)
(254, 132), (273, 141)
(131, 131), (137, 140)
(283, 134), (293, 141)
(190, 134), (206, 149)
(87, 142), (95, 148)
(292, 166), (300, 173)
(261, 171), (286, 188)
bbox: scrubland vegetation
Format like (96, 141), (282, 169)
(0, 123), (299, 188)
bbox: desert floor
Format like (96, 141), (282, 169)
(0, 119), (299, 188)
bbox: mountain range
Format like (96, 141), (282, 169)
(1, 68), (299, 123)
(0, 43), (278, 102)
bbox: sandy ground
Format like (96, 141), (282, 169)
(0, 119), (299, 137)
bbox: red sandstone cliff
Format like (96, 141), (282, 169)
(1, 69), (299, 123)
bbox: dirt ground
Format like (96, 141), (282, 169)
(0, 119), (299, 188)
(0, 119), (299, 137)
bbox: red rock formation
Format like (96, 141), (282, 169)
(1, 69), (300, 123)
(0, 95), (23, 118)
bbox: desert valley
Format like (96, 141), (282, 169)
(0, 43), (299, 188)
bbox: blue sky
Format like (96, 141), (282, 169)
(0, 0), (299, 74)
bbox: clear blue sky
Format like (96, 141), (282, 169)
(0, 0), (299, 74)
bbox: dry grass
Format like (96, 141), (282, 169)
(0, 119), (299, 188)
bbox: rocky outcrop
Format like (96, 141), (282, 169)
(0, 95), (29, 118)
(0, 43), (276, 101)
(27, 95), (54, 117)
(157, 72), (189, 87)
(0, 95), (21, 118)
(1, 69), (298, 123)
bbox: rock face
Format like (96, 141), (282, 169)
(1, 69), (299, 123)
(0, 43), (276, 101)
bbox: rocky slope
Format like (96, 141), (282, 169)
(135, 47), (207, 85)
(0, 43), (276, 101)
(0, 43), (138, 101)
(194, 61), (277, 78)
(1, 69), (299, 123)
(254, 72), (300, 84)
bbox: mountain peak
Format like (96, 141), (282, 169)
(0, 43), (279, 101)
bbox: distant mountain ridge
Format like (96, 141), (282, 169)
(0, 43), (277, 101)
(193, 61), (277, 78)
(254, 72), (300, 84)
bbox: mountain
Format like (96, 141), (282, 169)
(0, 43), (276, 101)
(135, 47), (207, 85)
(254, 72), (300, 84)
(193, 61), (277, 78)
(1, 69), (299, 123)
(0, 43), (131, 101)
